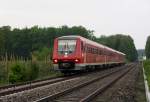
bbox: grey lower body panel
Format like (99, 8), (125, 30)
(53, 63), (86, 71)
(53, 62), (124, 71)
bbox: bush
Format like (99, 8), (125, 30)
(0, 64), (8, 85)
(143, 60), (150, 88)
(29, 62), (39, 80)
(0, 59), (59, 85)
(9, 61), (40, 83)
(32, 47), (51, 61)
(9, 63), (27, 84)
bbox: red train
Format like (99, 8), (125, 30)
(52, 36), (125, 74)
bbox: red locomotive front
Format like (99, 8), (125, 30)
(52, 36), (84, 73)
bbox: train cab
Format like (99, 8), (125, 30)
(52, 36), (84, 73)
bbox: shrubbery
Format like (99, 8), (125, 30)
(0, 49), (59, 85)
(9, 63), (27, 83)
(0, 60), (58, 85)
(32, 47), (51, 61)
(0, 64), (7, 84)
(145, 36), (150, 59)
(9, 62), (39, 84)
(29, 62), (39, 80)
(143, 60), (150, 88)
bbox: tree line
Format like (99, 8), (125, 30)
(96, 35), (138, 61)
(145, 36), (150, 59)
(0, 25), (138, 61)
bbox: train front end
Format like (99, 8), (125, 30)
(52, 36), (84, 73)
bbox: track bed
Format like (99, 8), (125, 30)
(0, 63), (145, 102)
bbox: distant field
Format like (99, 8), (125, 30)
(143, 60), (150, 88)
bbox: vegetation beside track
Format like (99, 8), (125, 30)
(145, 36), (150, 59)
(0, 59), (61, 85)
(135, 62), (146, 102)
(0, 48), (62, 85)
(143, 60), (150, 88)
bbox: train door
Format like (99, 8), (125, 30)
(81, 41), (86, 63)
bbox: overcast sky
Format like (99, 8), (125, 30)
(0, 0), (150, 49)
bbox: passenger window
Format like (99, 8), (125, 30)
(99, 50), (101, 55)
(90, 48), (92, 53)
(81, 42), (83, 51)
(96, 49), (98, 54)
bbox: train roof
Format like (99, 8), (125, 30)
(57, 35), (126, 55)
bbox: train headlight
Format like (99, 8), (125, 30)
(75, 59), (79, 63)
(53, 59), (58, 63)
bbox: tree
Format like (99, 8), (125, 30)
(96, 34), (138, 62)
(145, 36), (150, 59)
(0, 32), (5, 56)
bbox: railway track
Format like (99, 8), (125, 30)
(80, 66), (135, 102)
(0, 64), (132, 102)
(91, 63), (139, 102)
(0, 75), (76, 96)
(0, 67), (117, 97)
(34, 64), (134, 102)
(0, 76), (60, 91)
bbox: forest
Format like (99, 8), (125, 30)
(0, 25), (138, 62)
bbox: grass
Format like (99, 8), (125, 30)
(143, 60), (150, 88)
(135, 62), (146, 102)
(0, 60), (61, 86)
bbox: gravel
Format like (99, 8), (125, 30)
(52, 67), (129, 102)
(0, 66), (124, 102)
(92, 62), (146, 102)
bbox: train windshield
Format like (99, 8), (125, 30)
(58, 40), (76, 55)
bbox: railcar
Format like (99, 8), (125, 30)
(52, 35), (125, 74)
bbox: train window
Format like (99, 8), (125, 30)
(91, 48), (92, 53)
(89, 47), (92, 53)
(86, 47), (89, 53)
(81, 42), (83, 51)
(104, 50), (107, 55)
(96, 49), (98, 54)
(99, 49), (102, 55)
(87, 47), (89, 53)
(93, 48), (94, 53)
(92, 48), (94, 54)
(92, 48), (94, 53)
(94, 48), (97, 54)
(82, 46), (85, 52)
(58, 40), (76, 55)
(88, 47), (91, 53)
(87, 46), (91, 53)
(90, 47), (92, 53)
(83, 46), (85, 52)
(94, 48), (95, 54)
(93, 48), (95, 54)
